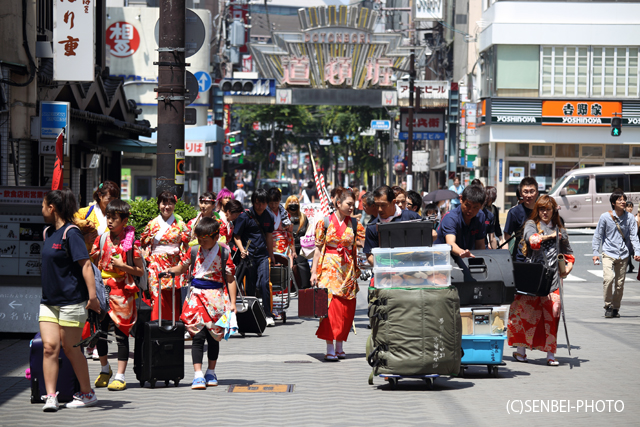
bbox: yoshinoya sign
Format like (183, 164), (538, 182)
(250, 5), (424, 90)
(541, 101), (621, 126)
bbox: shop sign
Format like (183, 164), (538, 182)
(106, 22), (141, 58)
(508, 166), (525, 184)
(541, 101), (621, 126)
(400, 113), (444, 132)
(397, 81), (449, 100)
(477, 100), (486, 127)
(0, 188), (48, 205)
(53, 0), (94, 81)
(185, 141), (206, 157)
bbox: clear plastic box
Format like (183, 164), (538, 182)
(373, 265), (452, 288)
(371, 244), (451, 268)
(460, 305), (510, 336)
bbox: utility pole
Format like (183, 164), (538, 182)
(156, 0), (186, 197)
(406, 50), (415, 191)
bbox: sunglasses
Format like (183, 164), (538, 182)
(288, 204), (299, 210)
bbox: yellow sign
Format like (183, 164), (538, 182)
(228, 384), (294, 393)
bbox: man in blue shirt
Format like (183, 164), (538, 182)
(504, 177), (538, 262)
(435, 185), (487, 258)
(592, 189), (640, 318)
(364, 185), (421, 265)
(233, 189), (276, 325)
(448, 176), (464, 209)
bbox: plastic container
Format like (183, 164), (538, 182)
(371, 245), (451, 268)
(461, 335), (507, 365)
(373, 265), (452, 288)
(460, 305), (510, 336)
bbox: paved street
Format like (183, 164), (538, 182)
(1, 231), (639, 426)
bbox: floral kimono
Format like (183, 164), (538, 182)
(187, 214), (228, 246)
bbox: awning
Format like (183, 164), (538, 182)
(101, 136), (157, 153)
(139, 125), (225, 144)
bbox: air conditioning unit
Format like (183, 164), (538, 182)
(81, 153), (101, 169)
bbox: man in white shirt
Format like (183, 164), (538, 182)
(233, 184), (247, 204)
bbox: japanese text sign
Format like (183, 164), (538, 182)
(53, 0), (95, 81)
(106, 21), (140, 58)
(400, 113), (445, 132)
(397, 81), (449, 100)
(541, 101), (621, 126)
(185, 141), (206, 157)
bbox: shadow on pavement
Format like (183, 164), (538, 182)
(217, 379), (257, 386)
(373, 376), (476, 391)
(307, 352), (366, 362)
(89, 399), (133, 411)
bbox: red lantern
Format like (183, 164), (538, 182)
(394, 162), (406, 173)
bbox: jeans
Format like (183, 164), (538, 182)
(246, 255), (272, 317)
(602, 254), (628, 310)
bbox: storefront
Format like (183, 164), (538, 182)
(478, 98), (640, 209)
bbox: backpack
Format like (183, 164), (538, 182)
(44, 224), (109, 320)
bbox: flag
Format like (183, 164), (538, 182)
(51, 127), (65, 190)
(308, 144), (332, 216)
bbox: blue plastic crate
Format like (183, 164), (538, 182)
(461, 335), (507, 365)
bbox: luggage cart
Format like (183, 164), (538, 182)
(458, 306), (510, 377)
(378, 374), (439, 390)
(271, 253), (294, 323)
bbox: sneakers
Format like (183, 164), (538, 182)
(42, 394), (59, 412)
(191, 377), (206, 390)
(205, 373), (218, 387)
(92, 348), (100, 360)
(86, 347), (95, 359)
(613, 309), (620, 318)
(107, 379), (126, 391)
(65, 390), (98, 408)
(265, 316), (275, 327)
(605, 307), (614, 318)
(94, 367), (113, 388)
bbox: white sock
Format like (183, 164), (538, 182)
(205, 369), (216, 376)
(547, 352), (555, 360)
(326, 342), (335, 355)
(336, 341), (344, 353)
(194, 370), (204, 379)
(101, 363), (110, 374)
(517, 346), (526, 356)
(114, 373), (125, 382)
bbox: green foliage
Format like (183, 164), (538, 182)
(128, 198), (199, 239)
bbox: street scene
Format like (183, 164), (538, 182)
(1, 0), (640, 425)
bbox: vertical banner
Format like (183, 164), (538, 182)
(51, 128), (65, 190)
(53, 0), (95, 81)
(175, 149), (185, 185)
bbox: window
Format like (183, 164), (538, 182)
(606, 145), (629, 158)
(563, 175), (589, 195)
(506, 143), (529, 157)
(532, 145), (552, 156)
(556, 144), (579, 157)
(630, 174), (640, 192)
(582, 145), (603, 158)
(592, 47), (639, 97)
(596, 174), (627, 193)
(633, 147), (640, 157)
(541, 46), (589, 96)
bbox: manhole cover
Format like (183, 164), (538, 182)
(228, 384), (294, 393)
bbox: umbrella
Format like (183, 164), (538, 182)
(423, 189), (460, 204)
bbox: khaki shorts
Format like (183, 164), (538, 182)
(39, 302), (87, 328)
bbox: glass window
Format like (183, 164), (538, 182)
(506, 161), (529, 193)
(532, 146), (552, 156)
(605, 145), (629, 158)
(556, 144), (579, 157)
(531, 163), (554, 192)
(582, 145), (603, 158)
(541, 46), (589, 96)
(630, 174), (640, 192)
(555, 162), (575, 185)
(563, 175), (590, 195)
(506, 143), (529, 157)
(596, 174), (627, 193)
(632, 147), (640, 157)
(592, 47), (639, 97)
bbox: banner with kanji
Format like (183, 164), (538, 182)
(51, 128), (65, 191)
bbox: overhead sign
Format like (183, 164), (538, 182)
(541, 101), (621, 126)
(106, 22), (141, 58)
(194, 71), (212, 93)
(398, 132), (445, 141)
(53, 0), (95, 81)
(397, 81), (449, 100)
(250, 5), (424, 90)
(371, 120), (391, 130)
(185, 141), (206, 157)
(400, 113), (444, 132)
(40, 101), (69, 139)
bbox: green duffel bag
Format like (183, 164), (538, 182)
(366, 286), (462, 383)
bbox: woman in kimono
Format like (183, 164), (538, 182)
(310, 188), (365, 361)
(186, 192), (220, 245)
(508, 195), (575, 366)
(140, 191), (190, 321)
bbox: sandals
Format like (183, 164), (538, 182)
(336, 352), (346, 360)
(547, 359), (560, 366)
(512, 352), (528, 363)
(324, 353), (339, 362)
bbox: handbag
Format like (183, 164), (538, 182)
(513, 223), (556, 297)
(558, 254), (567, 278)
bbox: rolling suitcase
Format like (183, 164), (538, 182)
(132, 297), (152, 382)
(236, 282), (267, 337)
(136, 273), (184, 388)
(297, 287), (329, 319)
(29, 332), (80, 403)
(293, 255), (311, 289)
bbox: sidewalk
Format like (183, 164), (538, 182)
(0, 279), (639, 426)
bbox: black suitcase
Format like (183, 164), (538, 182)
(29, 333), (80, 403)
(450, 250), (516, 306)
(293, 255), (311, 290)
(132, 298), (152, 382)
(136, 273), (184, 388)
(236, 283), (267, 337)
(377, 220), (434, 248)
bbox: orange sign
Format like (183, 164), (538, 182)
(477, 100), (486, 127)
(541, 101), (621, 126)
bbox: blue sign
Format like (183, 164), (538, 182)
(398, 132), (445, 141)
(41, 102), (69, 139)
(332, 135), (341, 144)
(269, 151), (277, 163)
(194, 71), (212, 93)
(371, 120), (391, 130)
(499, 159), (503, 183)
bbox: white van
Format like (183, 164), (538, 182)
(547, 166), (640, 227)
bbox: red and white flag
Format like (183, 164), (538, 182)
(308, 144), (332, 216)
(51, 127), (65, 190)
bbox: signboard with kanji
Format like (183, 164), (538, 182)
(541, 101), (622, 126)
(106, 21), (141, 58)
(53, 0), (95, 82)
(400, 113), (445, 132)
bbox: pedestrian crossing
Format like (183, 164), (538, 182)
(562, 270), (637, 282)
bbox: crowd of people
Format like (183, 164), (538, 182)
(36, 175), (636, 411)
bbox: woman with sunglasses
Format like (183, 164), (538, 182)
(284, 196), (308, 256)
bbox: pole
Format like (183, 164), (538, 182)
(407, 50), (415, 190)
(156, 0), (186, 197)
(388, 116), (394, 186)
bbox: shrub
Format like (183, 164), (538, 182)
(128, 198), (199, 239)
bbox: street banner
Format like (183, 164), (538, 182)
(51, 128), (65, 190)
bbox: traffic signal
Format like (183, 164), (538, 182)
(219, 79), (254, 93)
(611, 117), (622, 137)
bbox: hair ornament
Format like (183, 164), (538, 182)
(99, 183), (103, 189)
(174, 195), (178, 202)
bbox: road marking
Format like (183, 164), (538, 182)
(563, 274), (586, 282)
(588, 269), (636, 282)
(569, 240), (591, 243)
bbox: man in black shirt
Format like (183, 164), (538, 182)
(504, 177), (539, 262)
